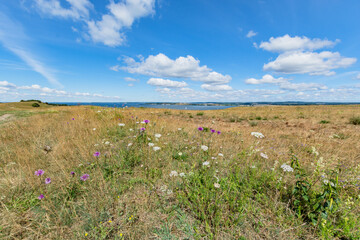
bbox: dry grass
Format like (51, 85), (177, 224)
(0, 103), (359, 239)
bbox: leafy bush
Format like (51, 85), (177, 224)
(349, 116), (360, 125)
(32, 103), (40, 107)
(319, 120), (330, 124)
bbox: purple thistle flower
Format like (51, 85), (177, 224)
(35, 169), (44, 176)
(144, 119), (150, 124)
(72, 118), (75, 120)
(93, 152), (100, 157)
(38, 194), (44, 200)
(217, 131), (221, 135)
(140, 127), (146, 131)
(198, 127), (203, 131)
(45, 178), (51, 184)
(70, 171), (75, 176)
(80, 174), (89, 181)
(211, 129), (216, 133)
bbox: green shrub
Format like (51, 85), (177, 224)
(196, 112), (204, 116)
(32, 103), (40, 107)
(319, 120), (330, 124)
(349, 116), (360, 125)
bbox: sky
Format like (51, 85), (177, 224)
(1, 0), (360, 102)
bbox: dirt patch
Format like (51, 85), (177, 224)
(0, 114), (13, 121)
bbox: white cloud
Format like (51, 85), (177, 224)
(87, 0), (155, 46)
(246, 30), (257, 38)
(201, 84), (232, 91)
(128, 83), (134, 87)
(279, 82), (328, 91)
(245, 74), (287, 84)
(124, 77), (138, 82)
(263, 51), (356, 76)
(356, 73), (360, 79)
(259, 34), (339, 52)
(0, 11), (62, 87)
(147, 78), (188, 88)
(34, 0), (93, 20)
(119, 53), (232, 84)
(1, 81), (120, 100)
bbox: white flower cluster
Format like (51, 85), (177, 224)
(153, 146), (161, 151)
(155, 133), (162, 138)
(118, 123), (125, 127)
(251, 132), (264, 138)
(203, 161), (210, 166)
(281, 164), (294, 172)
(169, 170), (178, 177)
(260, 152), (268, 159)
(201, 145), (208, 151)
(148, 143), (154, 147)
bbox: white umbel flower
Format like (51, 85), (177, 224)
(251, 132), (264, 138)
(169, 171), (178, 177)
(201, 145), (208, 151)
(153, 146), (161, 151)
(281, 164), (294, 172)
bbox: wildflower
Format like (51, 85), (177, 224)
(178, 128), (182, 131)
(201, 145), (208, 151)
(85, 233), (88, 237)
(211, 129), (216, 133)
(280, 164), (294, 172)
(153, 146), (161, 151)
(70, 171), (75, 176)
(179, 172), (185, 177)
(169, 171), (178, 177)
(218, 153), (223, 157)
(129, 128), (134, 131)
(178, 152), (183, 156)
(128, 143), (133, 147)
(260, 153), (269, 159)
(167, 189), (173, 195)
(93, 128), (96, 131)
(155, 133), (161, 138)
(93, 152), (100, 157)
(251, 165), (256, 168)
(217, 131), (221, 134)
(144, 119), (150, 124)
(140, 127), (146, 131)
(118, 123), (125, 126)
(251, 132), (264, 138)
(214, 183), (220, 188)
(148, 143), (155, 147)
(72, 118), (75, 120)
(35, 169), (44, 176)
(198, 127), (203, 131)
(45, 178), (51, 184)
(105, 141), (110, 145)
(203, 161), (210, 166)
(38, 194), (44, 200)
(80, 174), (89, 181)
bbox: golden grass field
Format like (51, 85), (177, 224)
(0, 101), (359, 239)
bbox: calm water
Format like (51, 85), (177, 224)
(51, 102), (234, 110)
(49, 102), (360, 110)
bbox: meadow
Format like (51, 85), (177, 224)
(0, 101), (359, 239)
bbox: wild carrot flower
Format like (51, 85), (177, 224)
(218, 153), (224, 157)
(201, 145), (208, 151)
(169, 171), (178, 177)
(80, 174), (89, 181)
(35, 169), (44, 176)
(198, 127), (203, 131)
(203, 161), (210, 166)
(148, 143), (155, 147)
(179, 172), (185, 177)
(93, 152), (100, 157)
(260, 153), (269, 159)
(45, 178), (51, 184)
(214, 183), (220, 188)
(118, 123), (125, 126)
(251, 132), (264, 138)
(280, 164), (294, 172)
(153, 146), (161, 151)
(38, 194), (44, 200)
(155, 133), (161, 138)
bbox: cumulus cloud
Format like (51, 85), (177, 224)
(0, 81), (120, 100)
(279, 82), (327, 91)
(259, 35), (356, 76)
(34, 0), (93, 20)
(119, 53), (232, 85)
(124, 77), (138, 82)
(246, 30), (257, 38)
(245, 74), (287, 84)
(201, 84), (232, 91)
(147, 78), (188, 88)
(87, 0), (155, 46)
(259, 34), (339, 52)
(263, 51), (356, 76)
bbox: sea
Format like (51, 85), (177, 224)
(49, 102), (360, 111)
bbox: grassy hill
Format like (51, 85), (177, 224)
(0, 103), (359, 239)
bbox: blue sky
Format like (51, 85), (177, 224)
(1, 0), (360, 102)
